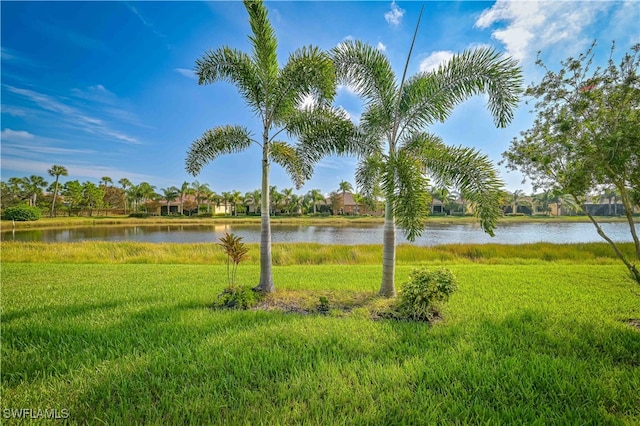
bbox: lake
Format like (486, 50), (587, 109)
(1, 222), (637, 245)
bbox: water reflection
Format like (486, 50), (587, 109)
(1, 222), (637, 245)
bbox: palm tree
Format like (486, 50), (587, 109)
(161, 186), (180, 215)
(532, 191), (553, 216)
(338, 180), (353, 215)
(48, 165), (68, 217)
(24, 175), (48, 207)
(333, 14), (522, 296)
(307, 189), (324, 215)
(328, 191), (341, 215)
(282, 188), (294, 214)
(221, 191), (232, 215)
(184, 0), (352, 293)
(118, 178), (132, 214)
(191, 180), (210, 214)
(230, 190), (243, 216)
(352, 192), (366, 215)
(245, 189), (261, 215)
(509, 190), (524, 215)
(100, 176), (113, 188)
(599, 187), (618, 216)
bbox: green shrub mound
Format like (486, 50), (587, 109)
(396, 267), (458, 321)
(2, 206), (41, 221)
(213, 286), (262, 310)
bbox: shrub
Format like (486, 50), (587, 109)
(2, 205), (41, 221)
(128, 213), (150, 218)
(213, 286), (262, 310)
(396, 267), (458, 321)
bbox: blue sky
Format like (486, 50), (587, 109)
(1, 1), (638, 196)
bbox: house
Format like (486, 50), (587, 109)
(153, 194), (232, 216)
(325, 192), (383, 216)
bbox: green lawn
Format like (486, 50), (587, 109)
(2, 251), (639, 424)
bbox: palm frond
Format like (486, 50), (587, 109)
(355, 152), (386, 200)
(185, 126), (253, 176)
(398, 47), (522, 136)
(387, 151), (431, 241)
(273, 46), (337, 122)
(270, 141), (309, 189)
(332, 40), (397, 109)
(195, 47), (262, 113)
(244, 0), (279, 84)
(404, 133), (504, 236)
(286, 106), (359, 164)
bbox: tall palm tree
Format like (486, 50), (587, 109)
(185, 0), (351, 293)
(333, 15), (522, 296)
(118, 178), (132, 214)
(48, 165), (68, 217)
(338, 180), (353, 215)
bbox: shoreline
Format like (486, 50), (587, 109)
(1, 214), (635, 231)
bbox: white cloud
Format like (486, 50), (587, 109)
(419, 51), (454, 73)
(4, 85), (139, 144)
(175, 68), (197, 80)
(377, 42), (387, 52)
(0, 158), (153, 182)
(1, 128), (35, 140)
(343, 35), (354, 42)
(384, 1), (405, 27)
(0, 106), (29, 117)
(475, 1), (612, 62)
(71, 84), (117, 103)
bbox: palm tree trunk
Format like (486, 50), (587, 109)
(255, 138), (275, 293)
(50, 179), (59, 217)
(379, 200), (396, 297)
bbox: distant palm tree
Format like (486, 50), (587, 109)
(118, 178), (132, 214)
(100, 176), (113, 187)
(509, 190), (524, 215)
(24, 175), (48, 207)
(221, 191), (232, 215)
(328, 191), (341, 215)
(191, 180), (211, 214)
(308, 189), (324, 215)
(178, 181), (190, 215)
(333, 21), (521, 296)
(48, 164), (68, 217)
(245, 189), (261, 215)
(230, 190), (243, 216)
(184, 0), (353, 294)
(338, 180), (353, 214)
(160, 186), (180, 215)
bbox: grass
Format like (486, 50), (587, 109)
(2, 240), (640, 424)
(2, 241), (638, 266)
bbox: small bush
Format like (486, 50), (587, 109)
(2, 205), (41, 221)
(128, 213), (150, 218)
(213, 286), (262, 310)
(317, 296), (330, 314)
(396, 267), (458, 321)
